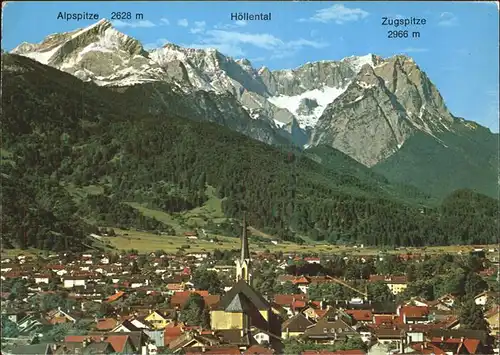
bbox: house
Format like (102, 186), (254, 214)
(282, 313), (314, 339)
(166, 283), (186, 295)
(46, 308), (78, 324)
(62, 276), (87, 289)
(34, 274), (51, 284)
(303, 308), (358, 344)
(474, 291), (495, 306)
(372, 327), (405, 351)
(304, 257), (321, 264)
(244, 345), (275, 355)
(96, 318), (119, 331)
(184, 232), (198, 240)
(144, 310), (170, 330)
(398, 305), (429, 324)
(369, 275), (407, 295)
(8, 343), (56, 355)
(273, 294), (308, 316)
(344, 310), (373, 324)
(486, 305), (500, 336)
(408, 342), (447, 355)
(63, 334), (137, 354)
(112, 319), (142, 333)
(292, 276), (311, 294)
(428, 329), (493, 355)
(16, 314), (49, 334)
(404, 326), (425, 344)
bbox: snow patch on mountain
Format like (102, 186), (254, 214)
(342, 54), (375, 72)
(268, 86), (347, 129)
(22, 46), (60, 65)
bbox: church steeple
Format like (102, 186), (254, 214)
(235, 212), (252, 284)
(240, 213), (250, 262)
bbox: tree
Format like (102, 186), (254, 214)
(464, 272), (488, 297)
(274, 281), (300, 295)
(41, 323), (73, 342)
(368, 281), (394, 302)
(192, 269), (222, 294)
(179, 293), (208, 327)
(459, 299), (490, 331)
(8, 279), (28, 300)
(1, 316), (20, 337)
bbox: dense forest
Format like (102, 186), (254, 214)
(1, 54), (498, 251)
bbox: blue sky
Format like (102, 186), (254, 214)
(3, 1), (499, 132)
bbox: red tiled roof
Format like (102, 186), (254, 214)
(167, 283), (185, 290)
(401, 306), (429, 320)
(292, 300), (307, 309)
(373, 314), (401, 325)
(170, 291), (217, 308)
(65, 335), (108, 344)
(164, 324), (183, 346)
(315, 309), (328, 319)
(431, 337), (481, 354)
(244, 345), (275, 355)
(106, 335), (130, 353)
(411, 342), (446, 355)
(345, 309), (373, 322)
(310, 301), (321, 309)
(274, 294), (307, 306)
(106, 291), (125, 303)
(292, 276), (310, 285)
(302, 350), (365, 355)
(96, 318), (118, 331)
(186, 346), (241, 355)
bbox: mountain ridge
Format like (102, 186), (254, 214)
(9, 20), (498, 198)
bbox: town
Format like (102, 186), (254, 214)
(1, 220), (499, 355)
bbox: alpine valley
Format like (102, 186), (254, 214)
(1, 19), (498, 252)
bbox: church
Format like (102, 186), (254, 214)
(210, 214), (283, 351)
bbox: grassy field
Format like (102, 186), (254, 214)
(126, 185), (229, 235)
(99, 228), (499, 256)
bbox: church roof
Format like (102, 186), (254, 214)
(217, 279), (270, 311)
(225, 293), (252, 313)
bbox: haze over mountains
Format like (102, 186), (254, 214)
(9, 18), (499, 199)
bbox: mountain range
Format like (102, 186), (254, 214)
(11, 19), (498, 199)
(1, 19), (498, 251)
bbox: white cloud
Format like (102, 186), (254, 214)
(186, 29), (328, 59)
(160, 18), (170, 25)
(438, 12), (458, 27)
(177, 18), (189, 27)
(203, 30), (284, 50)
(235, 20), (247, 27)
(399, 47), (429, 53)
(111, 20), (156, 28)
(144, 38), (170, 50)
(190, 21), (206, 34)
(214, 20), (248, 30)
(300, 4), (369, 24)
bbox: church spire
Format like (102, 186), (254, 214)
(241, 212), (250, 262)
(235, 212), (251, 283)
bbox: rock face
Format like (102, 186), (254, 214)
(311, 56), (457, 166)
(11, 20), (495, 172)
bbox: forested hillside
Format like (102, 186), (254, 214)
(1, 54), (498, 251)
